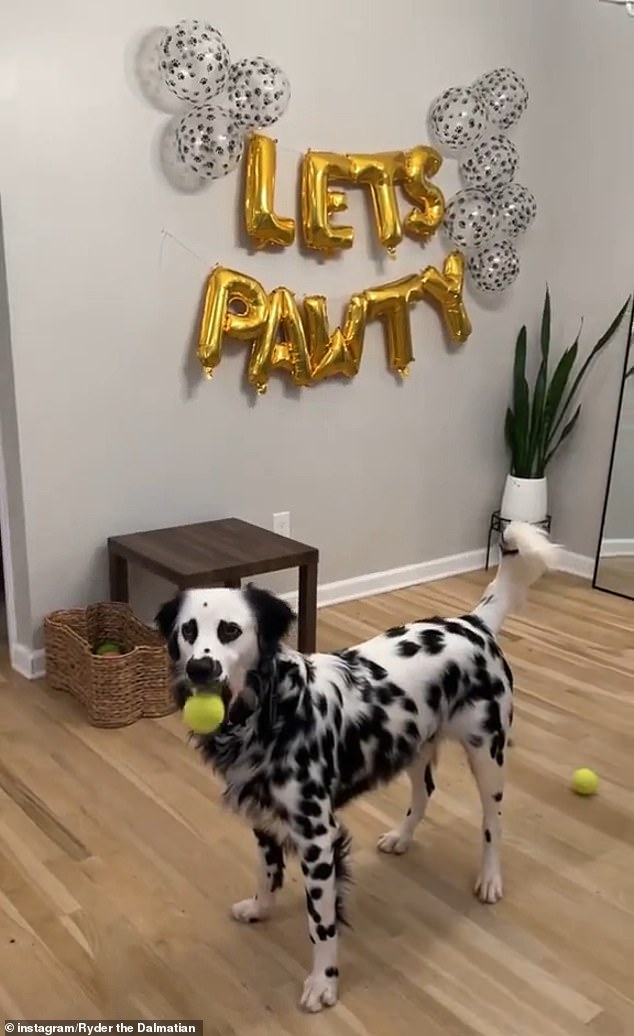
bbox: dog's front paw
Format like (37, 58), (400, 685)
(377, 829), (411, 855)
(474, 870), (503, 904)
(300, 970), (338, 1012)
(231, 896), (269, 923)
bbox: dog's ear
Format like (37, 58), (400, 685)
(244, 583), (295, 649)
(154, 595), (182, 662)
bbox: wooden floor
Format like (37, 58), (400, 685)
(0, 571), (633, 1033)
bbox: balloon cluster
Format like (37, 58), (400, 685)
(429, 68), (536, 294)
(137, 20), (291, 192)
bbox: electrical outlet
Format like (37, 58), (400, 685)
(273, 511), (291, 537)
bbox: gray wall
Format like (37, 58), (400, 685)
(0, 0), (631, 648)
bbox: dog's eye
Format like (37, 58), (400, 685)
(181, 619), (198, 645)
(218, 620), (242, 644)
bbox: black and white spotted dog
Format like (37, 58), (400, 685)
(155, 522), (558, 1012)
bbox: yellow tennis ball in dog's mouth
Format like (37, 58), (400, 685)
(183, 693), (225, 734)
(571, 768), (599, 796)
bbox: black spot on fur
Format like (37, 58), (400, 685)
(300, 799), (325, 816)
(316, 923), (336, 941)
(217, 619), (242, 644)
(468, 733), (484, 748)
(304, 844), (321, 864)
(310, 886), (323, 900)
(419, 628), (446, 654)
(461, 614), (491, 634)
(386, 625), (407, 637)
(306, 891), (321, 924)
(362, 658), (388, 681)
(295, 815), (316, 840)
(166, 631), (180, 663)
(244, 583), (295, 648)
(254, 830), (284, 892)
(484, 828), (492, 843)
(442, 662), (461, 700)
(397, 640), (419, 658)
(493, 791), (503, 802)
(424, 763), (435, 797)
(181, 619), (198, 645)
(426, 684), (442, 712)
(333, 826), (352, 926)
(154, 596), (181, 640)
(325, 966), (339, 978)
(311, 861), (334, 881)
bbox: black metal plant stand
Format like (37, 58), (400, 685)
(485, 510), (552, 570)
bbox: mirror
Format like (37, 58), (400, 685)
(593, 308), (634, 600)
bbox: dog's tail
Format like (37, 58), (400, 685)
(473, 521), (560, 636)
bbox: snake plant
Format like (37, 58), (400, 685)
(505, 289), (631, 478)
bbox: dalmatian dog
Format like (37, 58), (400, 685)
(155, 522), (558, 1013)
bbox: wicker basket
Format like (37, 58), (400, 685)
(44, 602), (175, 727)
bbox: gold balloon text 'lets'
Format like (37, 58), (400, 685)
(197, 254), (471, 393)
(242, 135), (445, 254)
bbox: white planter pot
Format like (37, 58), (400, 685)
(500, 475), (548, 523)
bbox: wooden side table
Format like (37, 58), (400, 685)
(107, 518), (319, 653)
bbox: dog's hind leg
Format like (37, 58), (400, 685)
(463, 724), (507, 904)
(377, 739), (437, 855)
(231, 828), (284, 923)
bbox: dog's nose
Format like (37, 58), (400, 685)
(186, 656), (222, 685)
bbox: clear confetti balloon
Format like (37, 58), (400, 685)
(175, 105), (244, 180)
(227, 57), (291, 129)
(443, 189), (499, 251)
(429, 86), (487, 154)
(468, 240), (520, 293)
(473, 68), (529, 131)
(160, 20), (230, 103)
(495, 183), (537, 238)
(460, 134), (518, 194)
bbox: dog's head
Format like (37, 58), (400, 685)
(154, 584), (295, 714)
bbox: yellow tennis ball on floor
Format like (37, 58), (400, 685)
(183, 693), (225, 734)
(571, 768), (599, 796)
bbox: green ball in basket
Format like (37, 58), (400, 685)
(94, 640), (123, 657)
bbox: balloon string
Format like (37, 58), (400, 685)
(157, 226), (417, 310)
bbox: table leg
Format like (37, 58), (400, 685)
(109, 552), (129, 603)
(297, 560), (318, 654)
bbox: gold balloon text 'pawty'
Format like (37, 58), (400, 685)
(198, 254), (471, 394)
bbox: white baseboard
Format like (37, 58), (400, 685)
(282, 547), (489, 611)
(11, 641), (46, 681)
(11, 544), (597, 681)
(599, 537), (634, 558)
(558, 550), (595, 578)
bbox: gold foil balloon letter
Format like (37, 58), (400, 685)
(421, 252), (472, 343)
(364, 273), (426, 376)
(301, 151), (355, 253)
(347, 152), (404, 253)
(302, 294), (367, 382)
(248, 287), (313, 394)
(197, 267), (269, 378)
(400, 146), (445, 241)
(243, 133), (296, 249)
